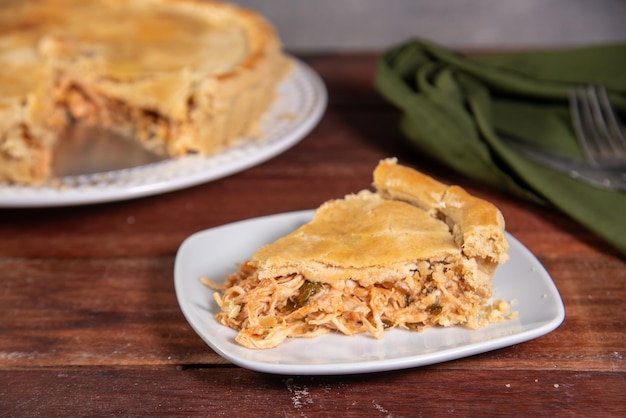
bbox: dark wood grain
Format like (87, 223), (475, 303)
(1, 54), (624, 417)
(2, 368), (625, 417)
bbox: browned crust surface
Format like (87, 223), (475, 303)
(0, 0), (291, 184)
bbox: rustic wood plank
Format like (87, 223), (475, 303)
(2, 368), (624, 417)
(0, 257), (224, 367)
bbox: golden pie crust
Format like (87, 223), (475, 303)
(0, 0), (291, 184)
(209, 159), (512, 349)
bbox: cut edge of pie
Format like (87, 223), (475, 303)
(207, 158), (514, 349)
(0, 0), (292, 184)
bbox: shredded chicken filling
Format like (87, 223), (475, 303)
(62, 84), (171, 154)
(208, 260), (509, 349)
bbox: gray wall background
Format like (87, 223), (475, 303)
(232, 0), (626, 52)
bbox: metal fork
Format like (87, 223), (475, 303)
(569, 85), (626, 169)
(499, 85), (626, 192)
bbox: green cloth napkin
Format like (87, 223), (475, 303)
(375, 40), (626, 254)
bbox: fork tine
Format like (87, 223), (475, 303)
(596, 86), (626, 155)
(570, 86), (599, 164)
(570, 85), (626, 166)
(586, 85), (612, 158)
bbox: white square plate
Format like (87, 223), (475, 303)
(174, 210), (565, 375)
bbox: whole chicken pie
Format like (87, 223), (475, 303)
(0, 0), (291, 184)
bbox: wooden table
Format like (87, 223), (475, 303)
(1, 54), (624, 417)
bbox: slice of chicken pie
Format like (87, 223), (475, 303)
(210, 159), (512, 349)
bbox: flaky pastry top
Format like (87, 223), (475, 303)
(373, 158), (509, 263)
(0, 0), (281, 104)
(251, 159), (508, 286)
